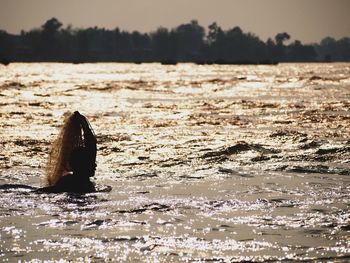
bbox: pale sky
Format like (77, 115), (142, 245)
(0, 0), (349, 43)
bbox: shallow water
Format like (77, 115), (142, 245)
(0, 63), (349, 262)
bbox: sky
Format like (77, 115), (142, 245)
(0, 0), (349, 43)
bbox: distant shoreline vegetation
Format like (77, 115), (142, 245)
(0, 18), (349, 64)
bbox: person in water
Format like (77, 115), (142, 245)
(38, 111), (97, 193)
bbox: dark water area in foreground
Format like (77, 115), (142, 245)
(0, 63), (349, 262)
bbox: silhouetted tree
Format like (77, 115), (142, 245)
(265, 38), (277, 61)
(207, 22), (224, 60)
(336, 37), (350, 61)
(275, 32), (290, 46)
(1, 18), (349, 63)
(287, 40), (317, 62)
(0, 30), (14, 62)
(273, 32), (291, 61)
(40, 18), (63, 60)
(207, 22), (223, 45)
(314, 37), (350, 62)
(130, 31), (151, 61)
(174, 20), (205, 61)
(151, 27), (176, 61)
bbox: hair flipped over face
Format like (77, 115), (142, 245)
(45, 112), (84, 186)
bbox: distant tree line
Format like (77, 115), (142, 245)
(0, 18), (349, 64)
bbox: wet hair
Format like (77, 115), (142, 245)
(45, 112), (84, 186)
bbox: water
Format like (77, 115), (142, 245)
(0, 63), (349, 262)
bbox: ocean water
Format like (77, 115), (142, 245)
(0, 63), (349, 262)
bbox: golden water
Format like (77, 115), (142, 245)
(0, 63), (349, 262)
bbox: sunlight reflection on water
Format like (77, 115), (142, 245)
(0, 63), (349, 262)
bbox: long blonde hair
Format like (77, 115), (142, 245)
(45, 113), (84, 186)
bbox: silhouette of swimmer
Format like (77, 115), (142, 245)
(37, 111), (97, 193)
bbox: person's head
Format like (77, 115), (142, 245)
(69, 147), (96, 178)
